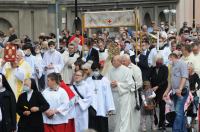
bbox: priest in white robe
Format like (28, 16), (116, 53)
(70, 70), (93, 132)
(121, 54), (143, 89)
(42, 41), (64, 86)
(61, 44), (79, 84)
(1, 50), (32, 99)
(121, 54), (141, 131)
(87, 62), (115, 132)
(106, 55), (139, 132)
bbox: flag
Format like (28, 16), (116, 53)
(84, 10), (135, 28)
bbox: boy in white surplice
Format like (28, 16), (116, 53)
(87, 62), (115, 132)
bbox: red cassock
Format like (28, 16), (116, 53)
(59, 80), (75, 132)
(44, 124), (68, 132)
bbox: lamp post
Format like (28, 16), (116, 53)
(163, 9), (176, 29)
(55, 0), (60, 49)
(75, 0), (78, 31)
(193, 0), (195, 28)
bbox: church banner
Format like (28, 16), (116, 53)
(83, 10), (136, 28)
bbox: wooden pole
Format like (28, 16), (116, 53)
(81, 14), (85, 58)
(135, 9), (138, 57)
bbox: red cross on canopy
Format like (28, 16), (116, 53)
(107, 19), (112, 24)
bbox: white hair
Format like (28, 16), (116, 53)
(160, 31), (168, 40)
(153, 53), (163, 66)
(121, 54), (131, 61)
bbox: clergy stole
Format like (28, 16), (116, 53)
(60, 81), (76, 109)
(73, 85), (96, 116)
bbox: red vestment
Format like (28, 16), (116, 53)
(44, 123), (68, 132)
(59, 81), (75, 132)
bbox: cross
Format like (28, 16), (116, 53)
(107, 19), (112, 24)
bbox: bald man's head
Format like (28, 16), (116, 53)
(121, 54), (131, 67)
(111, 55), (122, 68)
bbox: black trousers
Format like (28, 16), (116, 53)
(18, 126), (44, 132)
(158, 100), (166, 127)
(89, 115), (109, 132)
(0, 121), (3, 132)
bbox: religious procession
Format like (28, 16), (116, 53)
(0, 6), (200, 132)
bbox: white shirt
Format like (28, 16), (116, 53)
(27, 90), (33, 102)
(42, 87), (69, 124)
(99, 49), (108, 62)
(148, 47), (171, 67)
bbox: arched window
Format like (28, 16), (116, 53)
(0, 18), (12, 33)
(158, 11), (166, 24)
(143, 13), (152, 27)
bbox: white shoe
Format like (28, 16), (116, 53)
(142, 128), (147, 132)
(152, 126), (157, 131)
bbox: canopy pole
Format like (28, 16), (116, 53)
(81, 14), (85, 58)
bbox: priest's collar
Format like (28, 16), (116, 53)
(74, 81), (84, 86)
(69, 53), (75, 57)
(99, 49), (105, 53)
(25, 54), (31, 57)
(92, 74), (103, 80)
(159, 43), (168, 50)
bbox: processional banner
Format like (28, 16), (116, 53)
(84, 10), (136, 28)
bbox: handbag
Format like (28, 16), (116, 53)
(73, 85), (97, 116)
(144, 100), (156, 111)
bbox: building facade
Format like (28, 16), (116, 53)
(62, 0), (178, 33)
(3, 0), (197, 40)
(0, 0), (55, 41)
(176, 0), (200, 29)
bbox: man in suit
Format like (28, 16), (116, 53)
(149, 55), (168, 130)
(86, 39), (99, 63)
(136, 40), (150, 81)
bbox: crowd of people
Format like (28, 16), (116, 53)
(0, 20), (200, 132)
